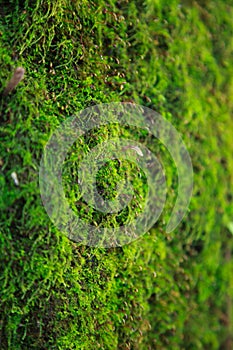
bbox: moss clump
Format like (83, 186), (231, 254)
(0, 0), (233, 349)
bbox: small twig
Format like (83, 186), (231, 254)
(3, 67), (25, 96)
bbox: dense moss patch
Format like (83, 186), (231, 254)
(0, 0), (232, 349)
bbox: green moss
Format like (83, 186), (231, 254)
(0, 0), (233, 349)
